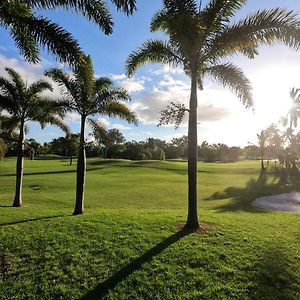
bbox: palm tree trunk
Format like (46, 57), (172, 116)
(73, 116), (86, 215)
(13, 120), (25, 207)
(185, 72), (200, 230)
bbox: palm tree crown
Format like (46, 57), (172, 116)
(45, 56), (137, 124)
(127, 0), (300, 101)
(0, 67), (68, 131)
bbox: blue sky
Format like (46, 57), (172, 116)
(1, 0), (300, 146)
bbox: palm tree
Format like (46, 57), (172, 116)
(266, 123), (283, 165)
(257, 130), (270, 170)
(0, 67), (69, 207)
(284, 88), (300, 129)
(0, 0), (136, 66)
(46, 56), (137, 215)
(126, 0), (300, 229)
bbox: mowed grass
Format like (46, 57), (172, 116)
(0, 158), (299, 299)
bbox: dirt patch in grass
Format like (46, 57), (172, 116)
(175, 222), (213, 234)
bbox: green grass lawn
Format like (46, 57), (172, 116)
(0, 158), (299, 299)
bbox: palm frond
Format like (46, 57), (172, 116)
(0, 0), (40, 63)
(204, 63), (253, 108)
(126, 40), (183, 76)
(0, 77), (18, 99)
(22, 15), (84, 67)
(290, 87), (300, 103)
(209, 8), (300, 60)
(150, 10), (169, 33)
(110, 0), (137, 15)
(39, 115), (70, 135)
(163, 0), (198, 15)
(100, 101), (138, 124)
(97, 88), (131, 107)
(45, 68), (80, 102)
(27, 80), (53, 97)
(74, 55), (95, 98)
(0, 77), (21, 116)
(24, 0), (114, 34)
(95, 77), (113, 92)
(5, 68), (26, 94)
(10, 25), (40, 63)
(87, 118), (108, 141)
(202, 0), (246, 31)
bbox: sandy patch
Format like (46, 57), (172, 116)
(253, 192), (300, 213)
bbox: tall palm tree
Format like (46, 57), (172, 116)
(46, 56), (137, 215)
(0, 0), (136, 66)
(126, 0), (300, 229)
(0, 67), (69, 207)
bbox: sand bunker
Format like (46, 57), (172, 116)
(253, 192), (300, 213)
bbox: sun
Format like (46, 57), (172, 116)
(250, 63), (298, 129)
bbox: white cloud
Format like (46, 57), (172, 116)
(65, 112), (81, 123)
(119, 78), (145, 93)
(112, 123), (132, 130)
(142, 131), (152, 135)
(109, 72), (145, 93)
(152, 65), (184, 76)
(159, 74), (190, 89)
(111, 73), (127, 80)
(129, 75), (232, 126)
(96, 117), (111, 127)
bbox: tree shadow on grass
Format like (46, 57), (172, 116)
(0, 214), (68, 227)
(0, 165), (111, 177)
(206, 168), (300, 213)
(0, 169), (77, 177)
(248, 245), (299, 299)
(87, 159), (210, 176)
(79, 228), (193, 300)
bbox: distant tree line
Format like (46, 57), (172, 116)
(0, 128), (256, 162)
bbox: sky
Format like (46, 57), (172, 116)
(1, 0), (300, 146)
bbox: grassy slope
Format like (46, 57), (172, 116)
(0, 158), (299, 300)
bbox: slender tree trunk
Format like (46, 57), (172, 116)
(13, 120), (25, 207)
(261, 155), (264, 170)
(70, 154), (73, 166)
(185, 72), (200, 230)
(73, 116), (86, 215)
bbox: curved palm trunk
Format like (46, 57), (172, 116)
(73, 116), (86, 215)
(185, 73), (200, 230)
(13, 120), (25, 207)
